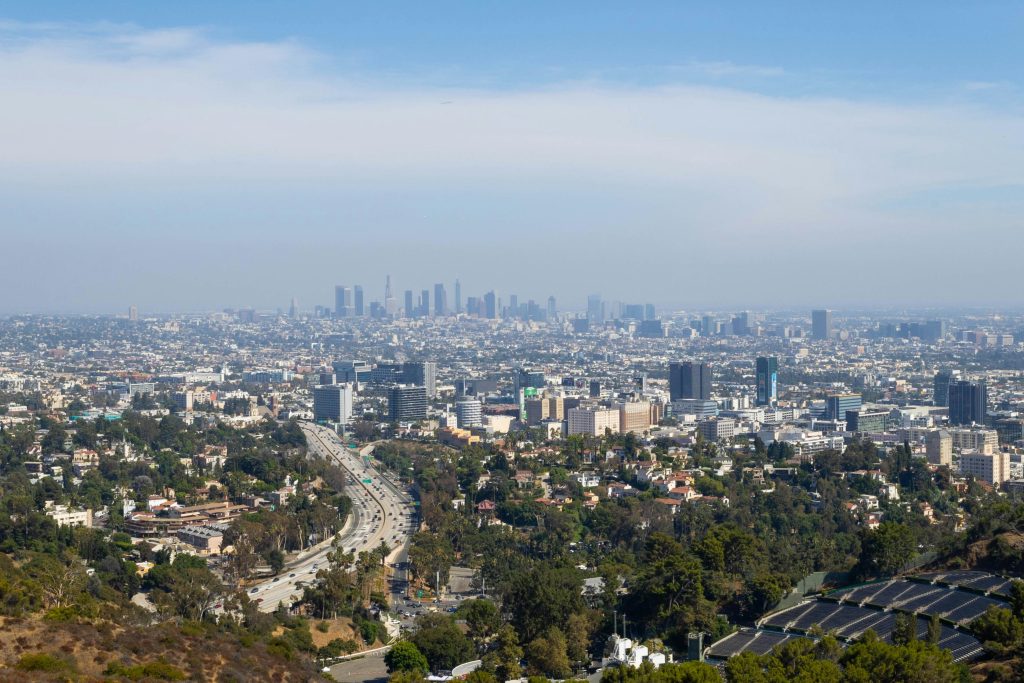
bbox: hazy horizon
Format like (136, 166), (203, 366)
(1, 3), (1022, 313)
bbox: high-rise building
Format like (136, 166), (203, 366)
(948, 380), (987, 426)
(525, 398), (549, 425)
(960, 450), (1010, 486)
(388, 385), (427, 422)
(699, 417), (735, 442)
(921, 319), (947, 343)
(128, 305), (138, 321)
(455, 398), (482, 428)
(454, 279), (462, 314)
(288, 298), (298, 318)
(404, 290), (414, 318)
(509, 294), (519, 318)
(484, 291), (497, 319)
(934, 371), (954, 407)
(587, 294), (603, 323)
(824, 393), (861, 420)
(402, 361), (437, 398)
(515, 369), (546, 396)
(644, 304), (656, 321)
(669, 362), (712, 401)
(948, 426), (998, 453)
(616, 401), (652, 434)
(637, 320), (665, 338)
(313, 384), (354, 424)
(354, 286), (364, 316)
(420, 289), (430, 317)
(925, 430), (952, 466)
(701, 315), (718, 336)
(623, 303), (644, 320)
(846, 409), (888, 433)
(732, 312), (751, 336)
(334, 286), (354, 317)
(173, 390), (194, 412)
(811, 309), (833, 340)
(755, 356), (778, 406)
(547, 296), (557, 320)
(567, 406), (620, 436)
(434, 283), (447, 316)
(384, 275), (397, 316)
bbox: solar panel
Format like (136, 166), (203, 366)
(761, 601), (816, 630)
(731, 579), (996, 666)
(963, 575), (1013, 596)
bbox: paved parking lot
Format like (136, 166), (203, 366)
(328, 653), (388, 683)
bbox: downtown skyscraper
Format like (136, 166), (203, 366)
(756, 356), (778, 406)
(669, 362), (712, 401)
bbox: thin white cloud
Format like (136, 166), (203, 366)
(0, 22), (1022, 309)
(681, 60), (786, 78)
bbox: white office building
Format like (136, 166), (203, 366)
(313, 384), (354, 423)
(455, 398), (483, 428)
(959, 450), (1010, 486)
(567, 406), (620, 436)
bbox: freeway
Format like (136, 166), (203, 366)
(245, 422), (417, 613)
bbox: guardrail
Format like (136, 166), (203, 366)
(316, 642), (394, 667)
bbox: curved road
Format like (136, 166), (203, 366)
(246, 422), (416, 612)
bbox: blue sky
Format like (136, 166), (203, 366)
(0, 3), (1022, 313)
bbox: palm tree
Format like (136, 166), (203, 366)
(376, 539), (392, 566)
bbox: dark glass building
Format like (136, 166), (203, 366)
(755, 356), (778, 406)
(388, 384), (427, 422)
(669, 362), (712, 401)
(948, 380), (987, 426)
(811, 309), (832, 340)
(934, 371), (953, 407)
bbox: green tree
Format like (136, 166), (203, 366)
(410, 613), (475, 672)
(565, 611), (596, 666)
(856, 522), (915, 579)
(458, 598), (501, 645)
(408, 532), (454, 590)
(972, 606), (1024, 653)
(482, 625), (523, 682)
(927, 614), (942, 646)
(385, 640), (430, 674)
(504, 565), (584, 642)
(526, 627), (571, 679)
(840, 631), (965, 683)
(463, 671), (497, 683)
(891, 612), (916, 646)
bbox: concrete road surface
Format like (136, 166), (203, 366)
(328, 653), (389, 683)
(244, 422), (417, 613)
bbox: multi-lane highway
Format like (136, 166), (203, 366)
(245, 422), (417, 612)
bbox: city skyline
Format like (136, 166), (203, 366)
(1, 4), (1023, 313)
(3, 5), (1024, 679)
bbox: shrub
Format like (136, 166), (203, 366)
(16, 653), (75, 673)
(105, 658), (188, 680)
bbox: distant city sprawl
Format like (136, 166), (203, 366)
(2, 301), (1024, 679)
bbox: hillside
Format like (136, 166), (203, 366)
(0, 616), (326, 682)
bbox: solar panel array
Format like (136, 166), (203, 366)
(706, 629), (807, 659)
(914, 570), (1016, 599)
(827, 579), (1002, 624)
(705, 571), (1014, 665)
